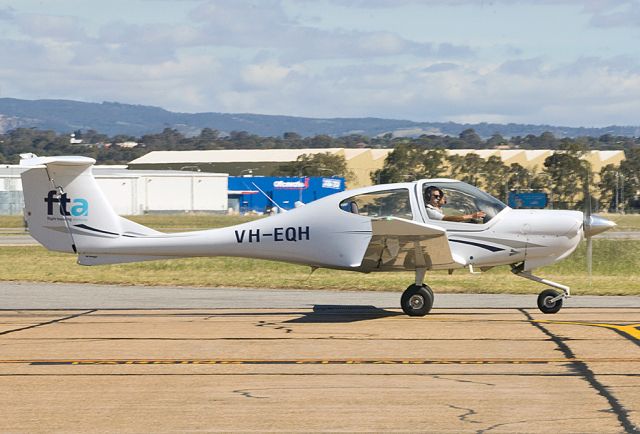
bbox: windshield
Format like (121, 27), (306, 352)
(422, 182), (506, 223)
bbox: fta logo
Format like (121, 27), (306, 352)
(44, 190), (89, 217)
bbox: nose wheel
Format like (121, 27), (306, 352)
(537, 289), (564, 314)
(401, 284), (434, 316)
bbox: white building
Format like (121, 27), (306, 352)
(0, 164), (228, 216)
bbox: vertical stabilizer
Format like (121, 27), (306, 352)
(20, 155), (125, 253)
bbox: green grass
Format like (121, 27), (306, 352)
(599, 213), (640, 232)
(1, 239), (638, 295)
(0, 214), (260, 234)
(0, 216), (26, 228)
(126, 214), (261, 231)
(1, 212), (639, 231)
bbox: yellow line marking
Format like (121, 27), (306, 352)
(536, 321), (640, 340)
(0, 358), (639, 365)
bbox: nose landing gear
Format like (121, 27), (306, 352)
(537, 289), (564, 314)
(512, 264), (570, 314)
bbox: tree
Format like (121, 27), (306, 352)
(283, 132), (301, 141)
(482, 156), (510, 200)
(486, 133), (507, 148)
(598, 164), (620, 212)
(459, 128), (483, 147)
(308, 135), (333, 148)
(538, 131), (557, 148)
(447, 153), (485, 186)
(278, 152), (355, 183)
(372, 145), (448, 184)
(619, 147), (640, 211)
(505, 163), (545, 191)
(542, 145), (592, 209)
(199, 128), (220, 141)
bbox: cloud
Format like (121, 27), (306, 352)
(497, 57), (545, 75)
(0, 6), (15, 21)
(15, 13), (87, 42)
(324, 0), (640, 28)
(187, 0), (474, 61)
(0, 0), (638, 128)
(589, 2), (640, 28)
(423, 62), (460, 73)
(240, 60), (299, 89)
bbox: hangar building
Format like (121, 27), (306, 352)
(128, 148), (389, 188)
(0, 165), (228, 216)
(128, 148), (626, 188)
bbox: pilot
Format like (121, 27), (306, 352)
(425, 186), (486, 223)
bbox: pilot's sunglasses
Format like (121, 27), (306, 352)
(432, 195), (441, 199)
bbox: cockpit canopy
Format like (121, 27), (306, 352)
(422, 181), (506, 222)
(337, 180), (507, 224)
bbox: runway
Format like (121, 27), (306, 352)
(1, 283), (639, 432)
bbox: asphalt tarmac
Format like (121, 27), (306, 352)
(1, 282), (639, 432)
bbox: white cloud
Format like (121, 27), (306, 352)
(0, 0), (638, 128)
(589, 2), (640, 27)
(241, 61), (297, 89)
(15, 13), (84, 42)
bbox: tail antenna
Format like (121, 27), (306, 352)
(250, 182), (285, 213)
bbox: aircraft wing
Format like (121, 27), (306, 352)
(359, 217), (462, 271)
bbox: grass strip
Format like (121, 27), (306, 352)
(1, 239), (637, 295)
(1, 213), (639, 231)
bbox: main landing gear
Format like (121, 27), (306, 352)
(401, 284), (434, 316)
(512, 264), (570, 314)
(401, 268), (434, 316)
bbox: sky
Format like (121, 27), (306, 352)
(0, 0), (639, 127)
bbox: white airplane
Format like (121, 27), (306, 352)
(20, 154), (616, 316)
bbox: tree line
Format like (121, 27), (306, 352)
(1, 126), (639, 165)
(372, 143), (640, 212)
(1, 126), (638, 211)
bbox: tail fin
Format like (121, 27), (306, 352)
(20, 154), (159, 254)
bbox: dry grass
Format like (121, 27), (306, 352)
(599, 213), (640, 231)
(1, 239), (638, 295)
(1, 212), (639, 232)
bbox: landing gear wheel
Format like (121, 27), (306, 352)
(537, 289), (563, 314)
(401, 284), (434, 317)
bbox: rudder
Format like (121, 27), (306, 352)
(20, 154), (156, 254)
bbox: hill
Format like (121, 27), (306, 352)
(1, 98), (639, 138)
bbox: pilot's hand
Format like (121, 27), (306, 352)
(472, 211), (486, 219)
(468, 211), (486, 223)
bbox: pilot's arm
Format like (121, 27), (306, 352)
(442, 211), (486, 223)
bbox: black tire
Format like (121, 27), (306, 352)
(537, 289), (563, 314)
(401, 284), (434, 317)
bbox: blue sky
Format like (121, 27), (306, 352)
(0, 0), (639, 127)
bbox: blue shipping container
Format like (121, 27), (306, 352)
(228, 176), (345, 213)
(508, 191), (548, 209)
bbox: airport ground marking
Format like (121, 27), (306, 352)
(0, 357), (638, 366)
(535, 320), (640, 341)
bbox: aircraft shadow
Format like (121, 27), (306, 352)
(285, 305), (401, 323)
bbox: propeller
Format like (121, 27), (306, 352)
(583, 193), (593, 280)
(582, 180), (616, 281)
